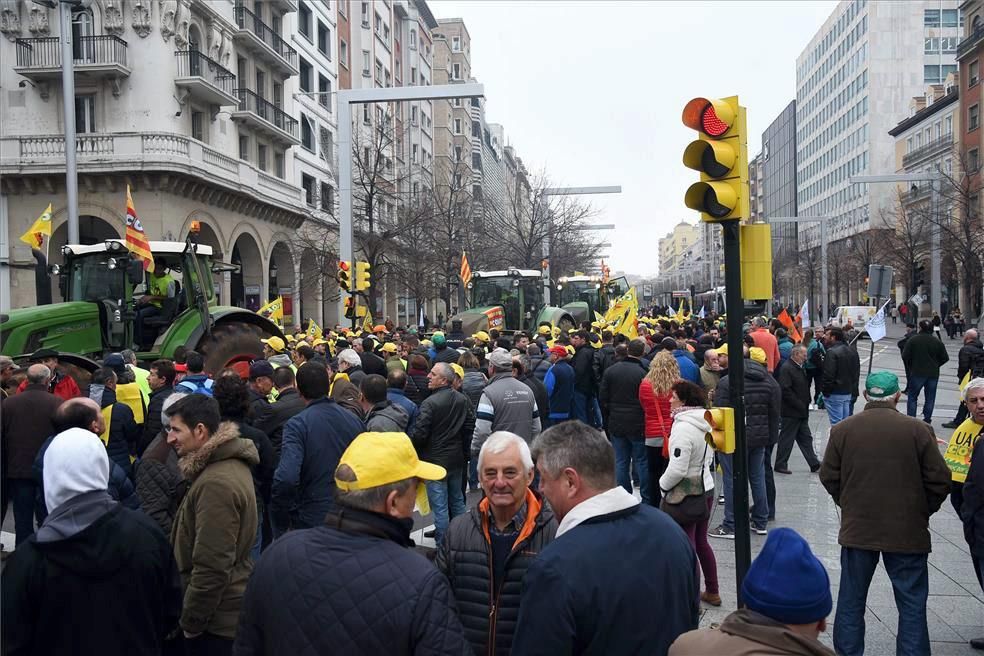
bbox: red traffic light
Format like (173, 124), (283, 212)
(338, 260), (350, 271)
(701, 106), (729, 137)
(682, 98), (736, 138)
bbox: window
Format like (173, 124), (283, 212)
(411, 105), (418, 125)
(906, 137), (913, 154)
(412, 143), (418, 163)
(471, 120), (479, 138)
(452, 35), (461, 51)
(375, 58), (382, 80)
(320, 182), (333, 211)
(298, 1), (311, 39)
(299, 57), (312, 92)
(362, 104), (370, 124)
(454, 145), (462, 161)
(361, 2), (369, 26)
(452, 63), (460, 79)
(191, 110), (204, 141)
(410, 66), (416, 84)
(362, 50), (370, 76)
(453, 98), (461, 107)
(384, 70), (391, 87)
(972, 61), (980, 87)
(383, 24), (390, 44)
(301, 114), (316, 152)
(454, 118), (462, 134)
(275, 153), (285, 178)
(317, 21), (330, 58)
(318, 74), (331, 110)
(374, 12), (382, 35)
(75, 94), (95, 133)
(302, 174), (316, 206)
(319, 126), (333, 161)
(410, 30), (416, 49)
(239, 135), (249, 161)
(942, 8), (960, 27)
(925, 9), (940, 26)
(340, 40), (348, 68)
(971, 148), (980, 172)
(257, 144), (267, 171)
(946, 115), (953, 134)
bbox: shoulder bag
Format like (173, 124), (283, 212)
(660, 441), (711, 526)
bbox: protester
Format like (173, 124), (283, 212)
(749, 317), (781, 373)
(386, 369), (420, 435)
(512, 421), (698, 655)
(174, 351), (214, 396)
(670, 528), (835, 656)
(957, 377), (984, 651)
(432, 332), (462, 365)
(699, 349), (722, 402)
(663, 336), (700, 384)
(260, 336), (292, 369)
(271, 362), (365, 537)
(514, 358), (549, 431)
(89, 366), (141, 477)
(166, 394), (260, 654)
(437, 431), (557, 656)
(639, 350), (679, 507)
(406, 353), (432, 405)
(1, 364), (63, 544)
(2, 427), (182, 656)
(337, 348), (367, 388)
(569, 331), (601, 427)
(234, 432), (470, 655)
(361, 374), (410, 432)
(458, 350), (488, 411)
(775, 345), (821, 475)
(804, 329), (825, 409)
(821, 327), (860, 426)
(902, 319), (950, 424)
(16, 348), (81, 400)
(944, 329), (984, 428)
(659, 380), (719, 607)
(251, 366), (305, 459)
(359, 337), (388, 376)
(471, 350), (541, 456)
(0, 355), (15, 400)
(136, 392), (187, 536)
(412, 362), (476, 547)
(819, 371), (951, 656)
(141, 359), (175, 456)
(600, 338), (650, 503)
(543, 345), (575, 425)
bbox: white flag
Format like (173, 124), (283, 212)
(698, 306), (706, 319)
(667, 306), (676, 317)
(418, 305), (425, 329)
(865, 303), (888, 342)
(800, 299), (811, 329)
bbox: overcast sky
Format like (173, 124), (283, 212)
(432, 0), (839, 277)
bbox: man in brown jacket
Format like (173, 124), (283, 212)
(670, 527), (834, 656)
(819, 371), (951, 656)
(165, 394), (258, 656)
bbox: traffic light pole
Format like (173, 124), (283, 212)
(721, 220), (752, 598)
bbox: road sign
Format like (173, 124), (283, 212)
(909, 293), (924, 305)
(866, 264), (893, 300)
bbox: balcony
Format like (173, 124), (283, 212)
(269, 0), (298, 12)
(174, 50), (238, 107)
(14, 35), (130, 96)
(902, 133), (955, 169)
(233, 4), (298, 76)
(958, 24), (984, 59)
(232, 88), (299, 145)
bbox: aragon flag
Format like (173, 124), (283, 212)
(125, 185), (155, 273)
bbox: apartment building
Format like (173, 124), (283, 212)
(431, 18), (473, 205)
(0, 0), (306, 313)
(761, 100), (799, 263)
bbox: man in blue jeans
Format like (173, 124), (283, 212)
(902, 319), (950, 424)
(599, 338), (650, 503)
(821, 327), (860, 427)
(820, 371), (951, 656)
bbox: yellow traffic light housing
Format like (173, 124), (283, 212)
(338, 260), (352, 292)
(681, 96), (749, 222)
(355, 261), (371, 292)
(344, 297), (356, 319)
(706, 407), (735, 454)
(739, 223), (773, 300)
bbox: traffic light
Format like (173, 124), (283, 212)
(681, 96), (749, 222)
(355, 260), (371, 292)
(337, 260), (352, 291)
(344, 297), (356, 319)
(913, 263), (926, 289)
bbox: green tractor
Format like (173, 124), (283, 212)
(555, 275), (630, 325)
(0, 237), (284, 379)
(446, 268), (577, 335)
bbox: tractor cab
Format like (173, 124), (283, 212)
(469, 269), (543, 331)
(556, 275), (631, 324)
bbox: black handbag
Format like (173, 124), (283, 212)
(660, 443), (711, 526)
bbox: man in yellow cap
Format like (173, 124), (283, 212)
(261, 336), (293, 369)
(472, 331), (491, 351)
(237, 432), (471, 654)
(381, 342), (405, 375)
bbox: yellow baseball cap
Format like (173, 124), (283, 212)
(312, 338), (328, 347)
(449, 363), (465, 380)
(749, 346), (767, 365)
(261, 336), (286, 353)
(336, 432), (446, 491)
(472, 330), (490, 343)
(380, 342), (398, 354)
(538, 325), (552, 335)
(717, 343), (728, 355)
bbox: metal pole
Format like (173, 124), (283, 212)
(722, 220), (751, 597)
(867, 294), (878, 376)
(60, 0), (79, 244)
(820, 221), (828, 324)
(540, 194), (551, 306)
(337, 96), (353, 326)
(930, 180), (942, 315)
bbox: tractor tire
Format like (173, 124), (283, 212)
(557, 315), (576, 333)
(197, 321), (267, 375)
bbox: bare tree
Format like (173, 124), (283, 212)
(428, 154), (479, 315)
(880, 188), (932, 297)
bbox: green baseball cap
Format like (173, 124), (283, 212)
(432, 332), (446, 347)
(865, 371), (899, 398)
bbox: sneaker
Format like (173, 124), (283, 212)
(774, 466), (792, 475)
(717, 495), (725, 505)
(709, 525), (735, 539)
(810, 464), (821, 473)
(700, 591), (722, 607)
(753, 525), (768, 536)
(942, 421), (960, 429)
(809, 403), (817, 411)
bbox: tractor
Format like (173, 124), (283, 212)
(555, 274), (630, 325)
(446, 268), (577, 335)
(0, 236), (283, 380)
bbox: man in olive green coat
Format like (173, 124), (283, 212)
(166, 394), (259, 655)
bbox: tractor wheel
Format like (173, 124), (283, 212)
(557, 315), (576, 333)
(197, 321), (267, 375)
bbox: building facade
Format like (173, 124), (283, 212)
(762, 100), (799, 262)
(748, 152), (765, 222)
(795, 0), (962, 250)
(0, 0), (308, 315)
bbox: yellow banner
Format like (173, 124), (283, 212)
(944, 418), (984, 483)
(605, 287), (638, 339)
(19, 203), (53, 249)
(307, 319), (322, 340)
(257, 296), (284, 324)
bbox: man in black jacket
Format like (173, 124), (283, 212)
(412, 363), (476, 548)
(822, 327), (861, 427)
(599, 339), (650, 503)
(140, 358), (175, 456)
(902, 320), (950, 424)
(235, 432), (470, 655)
(774, 345), (821, 476)
(944, 329), (984, 428)
(437, 431), (557, 656)
(358, 337), (388, 377)
(957, 378), (984, 650)
(252, 366), (306, 460)
(712, 354), (781, 538)
(570, 331), (601, 428)
(593, 330), (617, 385)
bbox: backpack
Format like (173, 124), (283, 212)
(176, 377), (214, 397)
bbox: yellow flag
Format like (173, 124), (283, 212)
(606, 288), (639, 339)
(19, 203), (53, 249)
(362, 308), (373, 333)
(307, 319), (322, 340)
(257, 296), (284, 324)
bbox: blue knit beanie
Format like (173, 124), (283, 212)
(741, 528), (832, 625)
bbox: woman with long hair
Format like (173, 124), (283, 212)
(638, 350), (679, 507)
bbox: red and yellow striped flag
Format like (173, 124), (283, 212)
(459, 251), (472, 287)
(125, 185), (154, 273)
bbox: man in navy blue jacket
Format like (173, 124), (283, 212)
(513, 420), (698, 655)
(543, 346), (575, 426)
(270, 363), (365, 537)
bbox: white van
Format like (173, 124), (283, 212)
(829, 305), (877, 329)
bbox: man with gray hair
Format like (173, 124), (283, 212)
(471, 350), (541, 458)
(512, 420), (698, 655)
(412, 362), (476, 548)
(944, 328), (984, 428)
(336, 348), (366, 388)
(437, 431), (557, 655)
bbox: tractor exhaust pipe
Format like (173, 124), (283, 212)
(32, 248), (52, 306)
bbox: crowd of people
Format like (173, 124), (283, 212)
(1, 309), (983, 656)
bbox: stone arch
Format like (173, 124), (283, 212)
(269, 239), (296, 326)
(299, 249), (322, 327)
(230, 232), (263, 310)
